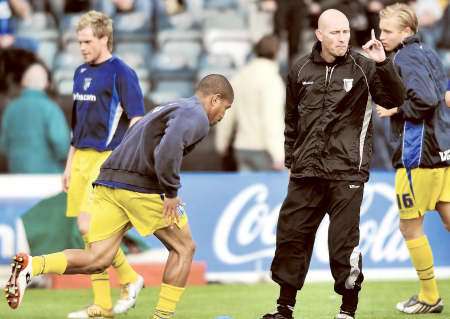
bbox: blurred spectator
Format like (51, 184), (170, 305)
(0, 0), (31, 20)
(30, 0), (92, 26)
(96, 0), (152, 25)
(0, 63), (70, 173)
(149, 0), (182, 30)
(164, 0), (186, 15)
(332, 0), (370, 47)
(215, 34), (285, 171)
(307, 0), (323, 29)
(414, 0), (444, 49)
(437, 2), (450, 49)
(0, 0), (37, 51)
(64, 0), (91, 12)
(366, 1), (385, 33)
(273, 0), (308, 62)
(436, 2), (450, 75)
(0, 48), (39, 102)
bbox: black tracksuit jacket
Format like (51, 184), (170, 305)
(285, 42), (405, 182)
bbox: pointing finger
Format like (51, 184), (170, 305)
(371, 28), (376, 41)
(362, 39), (374, 50)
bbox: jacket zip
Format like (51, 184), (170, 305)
(325, 65), (336, 87)
(321, 64), (337, 155)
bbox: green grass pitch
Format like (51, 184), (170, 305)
(1, 280), (449, 318)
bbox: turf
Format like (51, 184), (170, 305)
(0, 280), (449, 318)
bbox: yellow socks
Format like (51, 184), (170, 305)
(112, 248), (138, 285)
(91, 272), (112, 310)
(31, 252), (67, 276)
(406, 235), (439, 304)
(153, 283), (185, 319)
(83, 234), (112, 310)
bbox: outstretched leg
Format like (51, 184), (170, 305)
(4, 229), (125, 310)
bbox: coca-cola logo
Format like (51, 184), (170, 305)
(213, 182), (409, 265)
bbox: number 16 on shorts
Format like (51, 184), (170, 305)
(396, 193), (414, 210)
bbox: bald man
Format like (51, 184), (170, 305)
(260, 9), (405, 319)
(21, 63), (49, 90)
(0, 63), (70, 173)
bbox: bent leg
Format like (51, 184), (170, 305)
(151, 224), (196, 319)
(154, 224), (196, 287)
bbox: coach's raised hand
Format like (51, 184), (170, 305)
(362, 29), (386, 63)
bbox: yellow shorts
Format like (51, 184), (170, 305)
(66, 149), (112, 217)
(395, 167), (450, 219)
(88, 186), (189, 243)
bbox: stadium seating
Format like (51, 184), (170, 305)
(148, 80), (195, 105)
(15, 13), (59, 68)
(0, 0), (279, 172)
(114, 12), (153, 42)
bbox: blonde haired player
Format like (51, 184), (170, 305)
(57, 10), (145, 318)
(377, 3), (450, 314)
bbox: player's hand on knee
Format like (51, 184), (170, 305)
(163, 196), (182, 225)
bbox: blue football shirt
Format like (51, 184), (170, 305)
(71, 56), (145, 151)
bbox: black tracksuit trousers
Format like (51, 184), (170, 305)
(271, 177), (364, 306)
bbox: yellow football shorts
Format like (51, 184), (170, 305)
(88, 186), (189, 243)
(66, 149), (112, 217)
(395, 167), (450, 219)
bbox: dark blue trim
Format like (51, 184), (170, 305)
(402, 121), (424, 169)
(406, 168), (415, 198)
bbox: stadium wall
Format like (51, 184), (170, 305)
(0, 173), (449, 283)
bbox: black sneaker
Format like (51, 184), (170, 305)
(261, 313), (293, 319)
(396, 295), (444, 314)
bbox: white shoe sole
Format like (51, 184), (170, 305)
(4, 253), (32, 309)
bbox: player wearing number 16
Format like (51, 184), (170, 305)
(376, 3), (450, 315)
